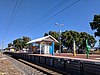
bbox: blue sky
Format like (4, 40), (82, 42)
(0, 0), (100, 48)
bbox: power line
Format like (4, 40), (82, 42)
(9, 0), (80, 44)
(10, 0), (22, 23)
(5, 0), (22, 38)
(2, 0), (22, 48)
(16, 0), (68, 36)
(27, 0), (81, 34)
(4, 0), (19, 38)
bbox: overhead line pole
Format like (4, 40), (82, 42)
(55, 23), (64, 54)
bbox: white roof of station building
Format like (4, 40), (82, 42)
(27, 35), (59, 44)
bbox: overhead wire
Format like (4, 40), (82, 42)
(10, 0), (22, 24)
(15, 0), (68, 36)
(2, 0), (22, 48)
(8, 0), (80, 44)
(3, 0), (19, 39)
(26, 0), (81, 34)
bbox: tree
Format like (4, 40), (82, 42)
(22, 36), (31, 48)
(8, 43), (13, 47)
(23, 36), (31, 43)
(44, 33), (48, 36)
(13, 38), (23, 50)
(12, 36), (31, 51)
(44, 30), (96, 53)
(90, 14), (100, 37)
(49, 31), (59, 40)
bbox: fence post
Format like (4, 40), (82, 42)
(52, 58), (54, 68)
(39, 56), (40, 63)
(80, 62), (84, 75)
(34, 55), (36, 63)
(63, 59), (66, 70)
(45, 57), (46, 64)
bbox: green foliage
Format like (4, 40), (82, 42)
(8, 36), (31, 51)
(44, 33), (48, 36)
(8, 43), (13, 47)
(44, 30), (96, 52)
(13, 38), (23, 50)
(90, 14), (100, 37)
(49, 31), (59, 40)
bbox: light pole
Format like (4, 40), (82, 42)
(55, 23), (64, 54)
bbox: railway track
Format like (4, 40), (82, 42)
(6, 54), (64, 75)
(18, 59), (63, 75)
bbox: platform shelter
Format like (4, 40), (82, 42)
(27, 35), (58, 55)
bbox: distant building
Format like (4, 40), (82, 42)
(9, 46), (15, 52)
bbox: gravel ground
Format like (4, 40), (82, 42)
(0, 52), (23, 75)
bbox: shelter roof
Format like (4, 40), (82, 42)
(27, 35), (59, 44)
